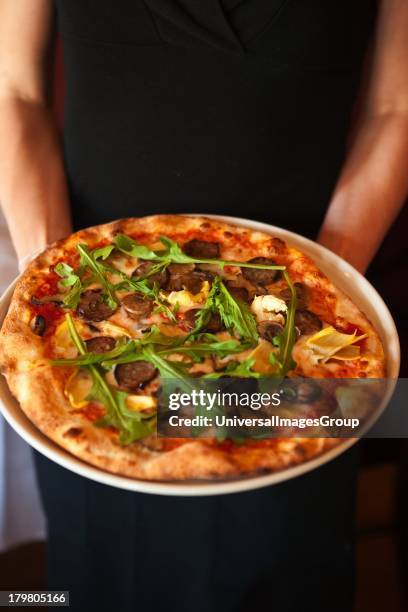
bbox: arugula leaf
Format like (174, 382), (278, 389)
(65, 312), (87, 353)
(149, 283), (177, 322)
(136, 261), (170, 283)
(159, 336), (247, 362)
(64, 314), (155, 443)
(141, 345), (192, 381)
(157, 236), (193, 263)
(186, 277), (258, 343)
(54, 263), (83, 308)
(132, 280), (176, 322)
(88, 367), (155, 443)
(204, 358), (261, 379)
(140, 325), (184, 347)
(101, 343), (190, 376)
(49, 337), (135, 367)
(114, 234), (286, 272)
(91, 244), (116, 261)
(158, 236), (286, 270)
(51, 325), (183, 368)
(108, 267), (177, 323)
(270, 270), (297, 376)
(55, 232), (285, 315)
(77, 243), (118, 310)
(214, 279), (258, 343)
(188, 279), (219, 334)
(95, 389), (156, 445)
(113, 234), (159, 260)
(55, 262), (77, 286)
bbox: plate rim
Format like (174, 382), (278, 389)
(0, 215), (400, 496)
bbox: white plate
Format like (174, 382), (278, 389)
(0, 216), (400, 496)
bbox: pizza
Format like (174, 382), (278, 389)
(0, 215), (386, 480)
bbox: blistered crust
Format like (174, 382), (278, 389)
(0, 215), (385, 480)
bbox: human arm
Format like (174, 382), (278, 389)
(0, 0), (71, 268)
(318, 0), (408, 274)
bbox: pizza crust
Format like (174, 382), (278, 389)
(0, 215), (385, 481)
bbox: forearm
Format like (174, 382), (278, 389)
(0, 97), (72, 263)
(318, 112), (408, 273)
(318, 0), (408, 274)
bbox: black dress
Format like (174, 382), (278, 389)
(35, 2), (376, 610)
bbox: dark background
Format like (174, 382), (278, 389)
(0, 36), (407, 611)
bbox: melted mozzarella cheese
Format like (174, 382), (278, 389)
(65, 369), (93, 407)
(95, 320), (133, 338)
(53, 319), (87, 357)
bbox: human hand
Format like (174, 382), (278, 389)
(16, 223), (72, 273)
(317, 228), (370, 276)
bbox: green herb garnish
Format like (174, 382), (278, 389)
(54, 263), (83, 308)
(64, 314), (155, 444)
(213, 279), (258, 343)
(204, 358), (261, 379)
(269, 270), (297, 376)
(188, 277), (258, 343)
(114, 234), (286, 272)
(77, 244), (118, 309)
(158, 334), (248, 362)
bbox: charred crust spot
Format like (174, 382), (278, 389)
(31, 315), (46, 336)
(109, 221), (126, 236)
(294, 445), (307, 459)
(271, 237), (285, 249)
(63, 427), (83, 438)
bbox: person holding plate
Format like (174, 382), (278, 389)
(0, 1), (407, 610)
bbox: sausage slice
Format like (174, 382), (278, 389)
(224, 282), (250, 303)
(204, 312), (223, 333)
(257, 321), (283, 342)
(241, 257), (280, 286)
(183, 308), (201, 331)
(115, 361), (157, 390)
(85, 336), (116, 354)
(280, 282), (307, 306)
(184, 309), (224, 332)
(166, 263), (195, 291)
(294, 309), (322, 336)
(168, 263), (195, 275)
(166, 270), (209, 294)
(183, 239), (220, 259)
(122, 294), (153, 319)
(132, 261), (169, 288)
(77, 290), (116, 322)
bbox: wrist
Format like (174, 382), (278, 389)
(14, 223), (72, 272)
(317, 228), (369, 275)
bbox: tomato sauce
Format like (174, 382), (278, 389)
(30, 302), (65, 336)
(71, 403), (105, 423)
